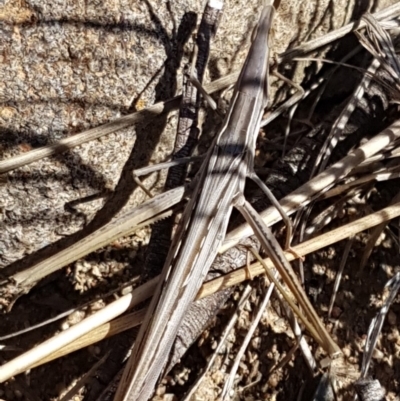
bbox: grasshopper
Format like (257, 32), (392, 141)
(114, 2), (340, 400)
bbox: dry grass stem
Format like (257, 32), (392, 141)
(314, 58), (381, 175)
(0, 74), (239, 175)
(58, 352), (110, 401)
(223, 119), (400, 251)
(182, 284), (253, 401)
(360, 272), (400, 377)
(0, 275), (140, 341)
(2, 201), (400, 381)
(273, 292), (317, 373)
(321, 168), (400, 201)
(0, 278), (158, 382)
(205, 201), (400, 297)
(32, 311), (146, 369)
(279, 2), (400, 62)
(10, 119), (400, 298)
(3, 2), (398, 177)
(221, 278), (275, 398)
(359, 191), (400, 272)
(3, 2), (400, 398)
(10, 187), (184, 289)
(328, 236), (354, 317)
(249, 249), (325, 348)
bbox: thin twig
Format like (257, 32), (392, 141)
(8, 186), (184, 289)
(360, 272), (400, 378)
(315, 58), (381, 175)
(328, 236), (354, 318)
(222, 119), (400, 251)
(0, 74), (238, 174)
(221, 277), (275, 399)
(221, 268), (316, 399)
(278, 2), (400, 62)
(359, 191), (400, 272)
(3, 3), (400, 176)
(0, 276), (140, 341)
(58, 352), (110, 401)
(9, 118), (400, 297)
(183, 284), (253, 401)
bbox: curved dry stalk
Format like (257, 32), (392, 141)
(357, 13), (400, 94)
(204, 201), (400, 296)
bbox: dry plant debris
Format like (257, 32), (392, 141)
(1, 1), (400, 401)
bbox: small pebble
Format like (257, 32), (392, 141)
(320, 356), (332, 369)
(121, 285), (133, 295)
(60, 321), (70, 331)
(67, 310), (86, 325)
(155, 384), (166, 396)
(251, 336), (261, 349)
(372, 348), (384, 361)
(331, 306), (342, 318)
(211, 370), (225, 384)
(162, 395), (178, 401)
(91, 265), (102, 277)
(268, 372), (279, 388)
(342, 346), (351, 357)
